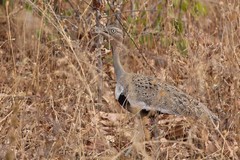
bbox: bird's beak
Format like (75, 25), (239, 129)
(93, 26), (105, 33)
(102, 27), (109, 34)
(99, 27), (111, 39)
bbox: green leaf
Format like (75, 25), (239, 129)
(176, 38), (188, 56)
(25, 2), (33, 11)
(193, 1), (207, 16)
(181, 0), (189, 12)
(173, 0), (180, 8)
(161, 37), (173, 48)
(173, 19), (184, 34)
(64, 9), (73, 16)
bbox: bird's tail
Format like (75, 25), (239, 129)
(197, 104), (219, 126)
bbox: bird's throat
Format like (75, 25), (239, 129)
(111, 45), (125, 81)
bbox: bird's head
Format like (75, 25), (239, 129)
(104, 25), (123, 42)
(103, 25), (124, 46)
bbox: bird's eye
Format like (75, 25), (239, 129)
(111, 29), (116, 34)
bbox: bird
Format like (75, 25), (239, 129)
(101, 25), (219, 126)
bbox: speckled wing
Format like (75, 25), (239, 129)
(120, 73), (219, 124)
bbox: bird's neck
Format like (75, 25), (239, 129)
(111, 45), (125, 81)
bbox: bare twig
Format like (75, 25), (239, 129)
(6, 1), (16, 76)
(93, 0), (104, 109)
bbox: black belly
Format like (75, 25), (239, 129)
(117, 94), (149, 115)
(118, 94), (130, 109)
(117, 94), (164, 117)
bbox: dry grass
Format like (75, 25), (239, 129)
(0, 0), (239, 159)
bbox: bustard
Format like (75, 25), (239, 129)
(101, 25), (219, 126)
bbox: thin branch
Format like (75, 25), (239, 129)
(93, 0), (104, 109)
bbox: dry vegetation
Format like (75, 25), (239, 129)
(0, 0), (239, 159)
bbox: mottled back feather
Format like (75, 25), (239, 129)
(118, 73), (219, 124)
